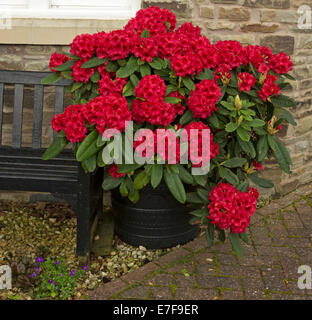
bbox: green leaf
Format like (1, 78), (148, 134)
(128, 188), (140, 203)
(164, 168), (186, 204)
(274, 107), (297, 126)
(54, 60), (76, 71)
(197, 188), (209, 202)
(42, 134), (69, 160)
(117, 56), (139, 78)
(218, 229), (226, 243)
(179, 110), (193, 126)
(81, 154), (96, 172)
(96, 134), (106, 147)
(139, 64), (151, 77)
(71, 82), (84, 92)
(90, 70), (100, 83)
(133, 171), (150, 190)
(41, 73), (63, 85)
(218, 166), (239, 186)
(117, 163), (143, 173)
(102, 175), (122, 191)
(239, 232), (249, 244)
(186, 192), (203, 204)
(141, 28), (150, 38)
(238, 137), (256, 158)
(164, 96), (181, 104)
(247, 119), (266, 127)
(270, 94), (296, 108)
(225, 122), (239, 133)
(248, 172), (274, 188)
(237, 127), (250, 142)
(97, 150), (105, 167)
(228, 233), (244, 257)
(196, 69), (214, 80)
(130, 74), (140, 87)
(81, 57), (108, 68)
(151, 164), (163, 189)
(205, 224), (214, 247)
(273, 138), (292, 174)
(267, 134), (278, 151)
(105, 61), (119, 72)
(178, 165), (194, 184)
(61, 71), (73, 80)
(76, 130), (99, 162)
(222, 157), (247, 168)
(207, 112), (221, 129)
(122, 81), (135, 97)
(193, 174), (207, 187)
(182, 77), (195, 91)
(257, 135), (269, 162)
(119, 180), (128, 197)
(283, 73), (296, 81)
(237, 180), (250, 192)
(149, 59), (163, 70)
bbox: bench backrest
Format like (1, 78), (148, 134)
(0, 70), (72, 149)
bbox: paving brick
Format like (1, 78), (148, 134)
(196, 275), (242, 290)
(149, 287), (173, 300)
(174, 288), (218, 300)
(119, 285), (150, 299)
(221, 289), (245, 300)
(145, 273), (174, 287)
(174, 275), (198, 288)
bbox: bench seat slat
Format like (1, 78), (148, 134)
(0, 83), (3, 144)
(12, 84), (24, 148)
(32, 85), (44, 149)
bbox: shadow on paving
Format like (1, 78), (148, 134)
(87, 185), (312, 300)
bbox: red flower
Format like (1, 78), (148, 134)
(71, 59), (94, 83)
(83, 94), (132, 135)
(268, 52), (293, 75)
(98, 73), (127, 96)
(108, 164), (126, 180)
(134, 74), (166, 103)
(238, 72), (256, 92)
(257, 74), (280, 102)
(70, 33), (97, 59)
(133, 36), (158, 62)
(183, 121), (219, 167)
(188, 80), (222, 119)
(49, 52), (70, 72)
(208, 183), (259, 234)
(51, 104), (87, 143)
(252, 160), (263, 171)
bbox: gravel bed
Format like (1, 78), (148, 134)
(0, 200), (174, 300)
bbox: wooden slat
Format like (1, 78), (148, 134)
(0, 70), (72, 86)
(0, 83), (3, 145)
(32, 85), (44, 149)
(12, 84), (24, 148)
(54, 86), (65, 139)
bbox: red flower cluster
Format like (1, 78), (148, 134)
(83, 95), (131, 135)
(268, 52), (293, 75)
(70, 33), (97, 59)
(49, 53), (70, 72)
(252, 160), (263, 171)
(188, 80), (222, 119)
(133, 37), (158, 62)
(125, 6), (176, 36)
(208, 183), (259, 234)
(98, 74), (127, 96)
(169, 91), (186, 115)
(257, 74), (280, 102)
(108, 164), (126, 180)
(51, 104), (87, 143)
(183, 122), (219, 167)
(96, 30), (133, 61)
(238, 72), (256, 92)
(132, 75), (177, 126)
(71, 59), (95, 83)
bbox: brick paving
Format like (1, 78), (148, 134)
(88, 185), (312, 300)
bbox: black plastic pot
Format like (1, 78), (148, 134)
(111, 183), (199, 249)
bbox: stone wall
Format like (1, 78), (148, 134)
(1, 0), (312, 198)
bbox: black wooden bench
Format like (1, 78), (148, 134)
(0, 70), (103, 258)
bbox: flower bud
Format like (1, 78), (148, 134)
(235, 95), (242, 110)
(259, 72), (267, 85)
(238, 115), (244, 124)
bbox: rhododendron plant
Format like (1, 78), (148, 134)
(42, 6), (296, 256)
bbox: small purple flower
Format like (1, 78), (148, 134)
(35, 267), (40, 272)
(29, 274), (33, 278)
(54, 281), (57, 286)
(59, 274), (63, 277)
(33, 272), (38, 278)
(83, 266), (87, 271)
(55, 261), (60, 266)
(36, 257), (44, 263)
(70, 269), (76, 277)
(48, 279), (53, 284)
